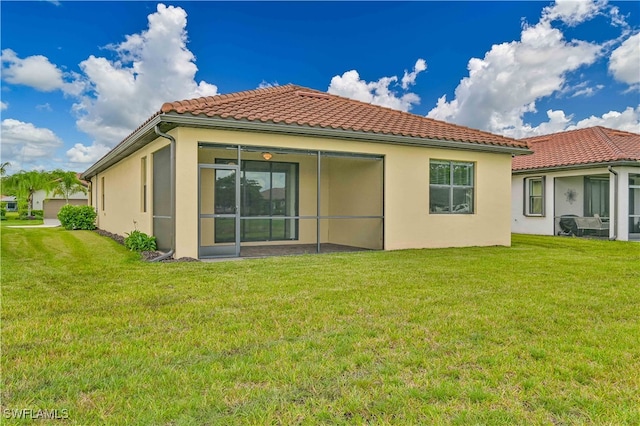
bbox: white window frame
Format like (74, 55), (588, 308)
(524, 176), (545, 217)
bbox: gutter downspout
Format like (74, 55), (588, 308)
(151, 125), (176, 262)
(608, 166), (618, 241)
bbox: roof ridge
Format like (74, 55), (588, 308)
(520, 126), (591, 141)
(521, 125), (640, 142)
(594, 125), (640, 137)
(160, 84), (298, 113)
(593, 126), (624, 159)
(595, 126), (640, 161)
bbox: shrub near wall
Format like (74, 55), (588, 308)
(57, 205), (97, 230)
(124, 230), (157, 252)
(20, 210), (43, 220)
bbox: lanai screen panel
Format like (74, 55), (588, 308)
(152, 145), (171, 251)
(197, 143), (383, 256)
(321, 154), (384, 251)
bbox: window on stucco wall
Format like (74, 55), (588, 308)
(429, 160), (474, 214)
(141, 157), (147, 213)
(524, 176), (545, 216)
(101, 176), (105, 211)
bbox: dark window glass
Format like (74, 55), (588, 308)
(216, 159), (298, 241)
(430, 160), (474, 214)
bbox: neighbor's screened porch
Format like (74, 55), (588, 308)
(197, 143), (384, 258)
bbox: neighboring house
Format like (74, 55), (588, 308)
(1, 195), (18, 212)
(512, 126), (640, 241)
(33, 174), (89, 218)
(82, 84), (529, 259)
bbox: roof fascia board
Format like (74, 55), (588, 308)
(165, 114), (531, 156)
(512, 160), (640, 175)
(82, 115), (165, 179)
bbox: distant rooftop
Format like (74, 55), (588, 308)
(513, 126), (640, 171)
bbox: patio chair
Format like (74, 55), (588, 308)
(574, 215), (609, 237)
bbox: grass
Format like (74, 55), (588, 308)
(1, 228), (639, 425)
(1, 211), (43, 227)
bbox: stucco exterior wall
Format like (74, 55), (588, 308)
(173, 127), (513, 258)
(512, 169), (607, 236)
(383, 144), (512, 250)
(512, 174), (551, 235)
(511, 166), (639, 240)
(89, 126), (515, 258)
(89, 135), (171, 238)
(554, 176), (585, 218)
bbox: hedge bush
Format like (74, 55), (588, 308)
(19, 209), (43, 220)
(57, 205), (97, 230)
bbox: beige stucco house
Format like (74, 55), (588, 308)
(82, 85), (530, 259)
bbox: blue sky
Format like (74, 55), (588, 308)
(1, 1), (639, 174)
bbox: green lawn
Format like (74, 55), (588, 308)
(1, 228), (639, 425)
(1, 211), (43, 227)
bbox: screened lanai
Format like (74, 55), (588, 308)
(197, 143), (384, 258)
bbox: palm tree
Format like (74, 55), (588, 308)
(50, 170), (87, 203)
(0, 162), (10, 176)
(3, 170), (54, 216)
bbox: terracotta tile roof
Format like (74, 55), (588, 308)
(159, 84), (527, 149)
(513, 126), (640, 171)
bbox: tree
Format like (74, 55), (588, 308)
(50, 170), (87, 203)
(0, 162), (10, 176)
(2, 170), (54, 216)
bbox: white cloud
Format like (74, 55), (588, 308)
(70, 3), (218, 149)
(567, 82), (604, 98)
(501, 106), (640, 138)
(401, 58), (427, 90)
(66, 143), (111, 164)
(427, 0), (611, 135)
(501, 109), (573, 138)
(541, 0), (603, 26)
(0, 2), (216, 165)
(258, 80), (279, 89)
(569, 106), (640, 132)
(426, 0), (640, 138)
(571, 86), (602, 98)
(0, 49), (82, 95)
(0, 119), (63, 167)
(36, 103), (53, 112)
(3, 4), (221, 168)
(609, 33), (640, 88)
(328, 59), (425, 112)
(0, 101), (7, 111)
(0, 49), (65, 92)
